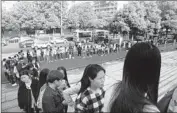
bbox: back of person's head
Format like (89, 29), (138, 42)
(57, 66), (70, 87)
(110, 42), (161, 113)
(47, 70), (64, 83)
(39, 68), (50, 88)
(78, 64), (105, 94)
(32, 57), (37, 63)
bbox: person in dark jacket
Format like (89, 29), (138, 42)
(77, 45), (82, 57)
(27, 50), (32, 63)
(27, 63), (39, 79)
(18, 70), (39, 113)
(42, 70), (65, 113)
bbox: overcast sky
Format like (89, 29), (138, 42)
(2, 1), (128, 11)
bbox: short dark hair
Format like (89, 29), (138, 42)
(47, 70), (64, 83)
(20, 70), (30, 77)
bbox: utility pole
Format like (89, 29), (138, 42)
(61, 1), (63, 37)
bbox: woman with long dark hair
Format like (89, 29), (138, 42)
(57, 66), (70, 113)
(57, 66), (70, 88)
(75, 64), (106, 113)
(104, 42), (161, 112)
(36, 68), (50, 111)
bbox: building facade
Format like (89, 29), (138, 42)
(93, 1), (119, 15)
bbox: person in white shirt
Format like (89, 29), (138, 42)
(60, 46), (65, 60)
(53, 46), (57, 61)
(45, 48), (50, 63)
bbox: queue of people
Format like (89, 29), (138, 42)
(11, 42), (176, 113)
(24, 42), (123, 63)
(2, 50), (40, 87)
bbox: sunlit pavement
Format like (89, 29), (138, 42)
(1, 50), (177, 112)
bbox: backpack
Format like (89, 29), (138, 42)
(158, 86), (177, 112)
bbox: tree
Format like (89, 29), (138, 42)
(110, 1), (161, 41)
(67, 2), (96, 30)
(5, 1), (68, 34)
(157, 1), (177, 37)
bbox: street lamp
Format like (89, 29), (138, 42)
(60, 1), (63, 36)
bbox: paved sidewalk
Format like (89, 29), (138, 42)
(2, 50), (177, 112)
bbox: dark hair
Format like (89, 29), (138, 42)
(38, 68), (50, 89)
(32, 57), (36, 62)
(110, 42), (161, 113)
(20, 70), (30, 77)
(78, 64), (105, 94)
(57, 66), (70, 87)
(27, 63), (33, 70)
(47, 70), (64, 83)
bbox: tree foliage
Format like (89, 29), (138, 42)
(66, 2), (96, 30)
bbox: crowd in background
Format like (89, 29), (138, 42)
(2, 40), (177, 113)
(26, 42), (127, 63)
(2, 41), (177, 113)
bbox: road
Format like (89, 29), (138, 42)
(1, 50), (177, 112)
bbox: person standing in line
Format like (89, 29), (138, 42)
(82, 45), (86, 58)
(3, 58), (10, 82)
(31, 57), (40, 72)
(75, 64), (106, 113)
(57, 66), (70, 89)
(27, 63), (39, 80)
(42, 70), (66, 113)
(18, 70), (39, 113)
(103, 42), (161, 112)
(77, 45), (82, 57)
(36, 68), (50, 112)
(86, 45), (90, 57)
(20, 50), (25, 60)
(49, 47), (53, 62)
(61, 46), (65, 60)
(27, 50), (32, 63)
(71, 44), (75, 59)
(56, 47), (60, 60)
(57, 66), (70, 113)
(65, 46), (69, 59)
(69, 44), (72, 59)
(32, 49), (38, 62)
(8, 57), (17, 86)
(53, 46), (57, 61)
(45, 48), (50, 63)
(40, 48), (44, 61)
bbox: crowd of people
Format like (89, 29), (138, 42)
(2, 50), (40, 86)
(3, 41), (177, 113)
(25, 42), (126, 63)
(2, 39), (177, 112)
